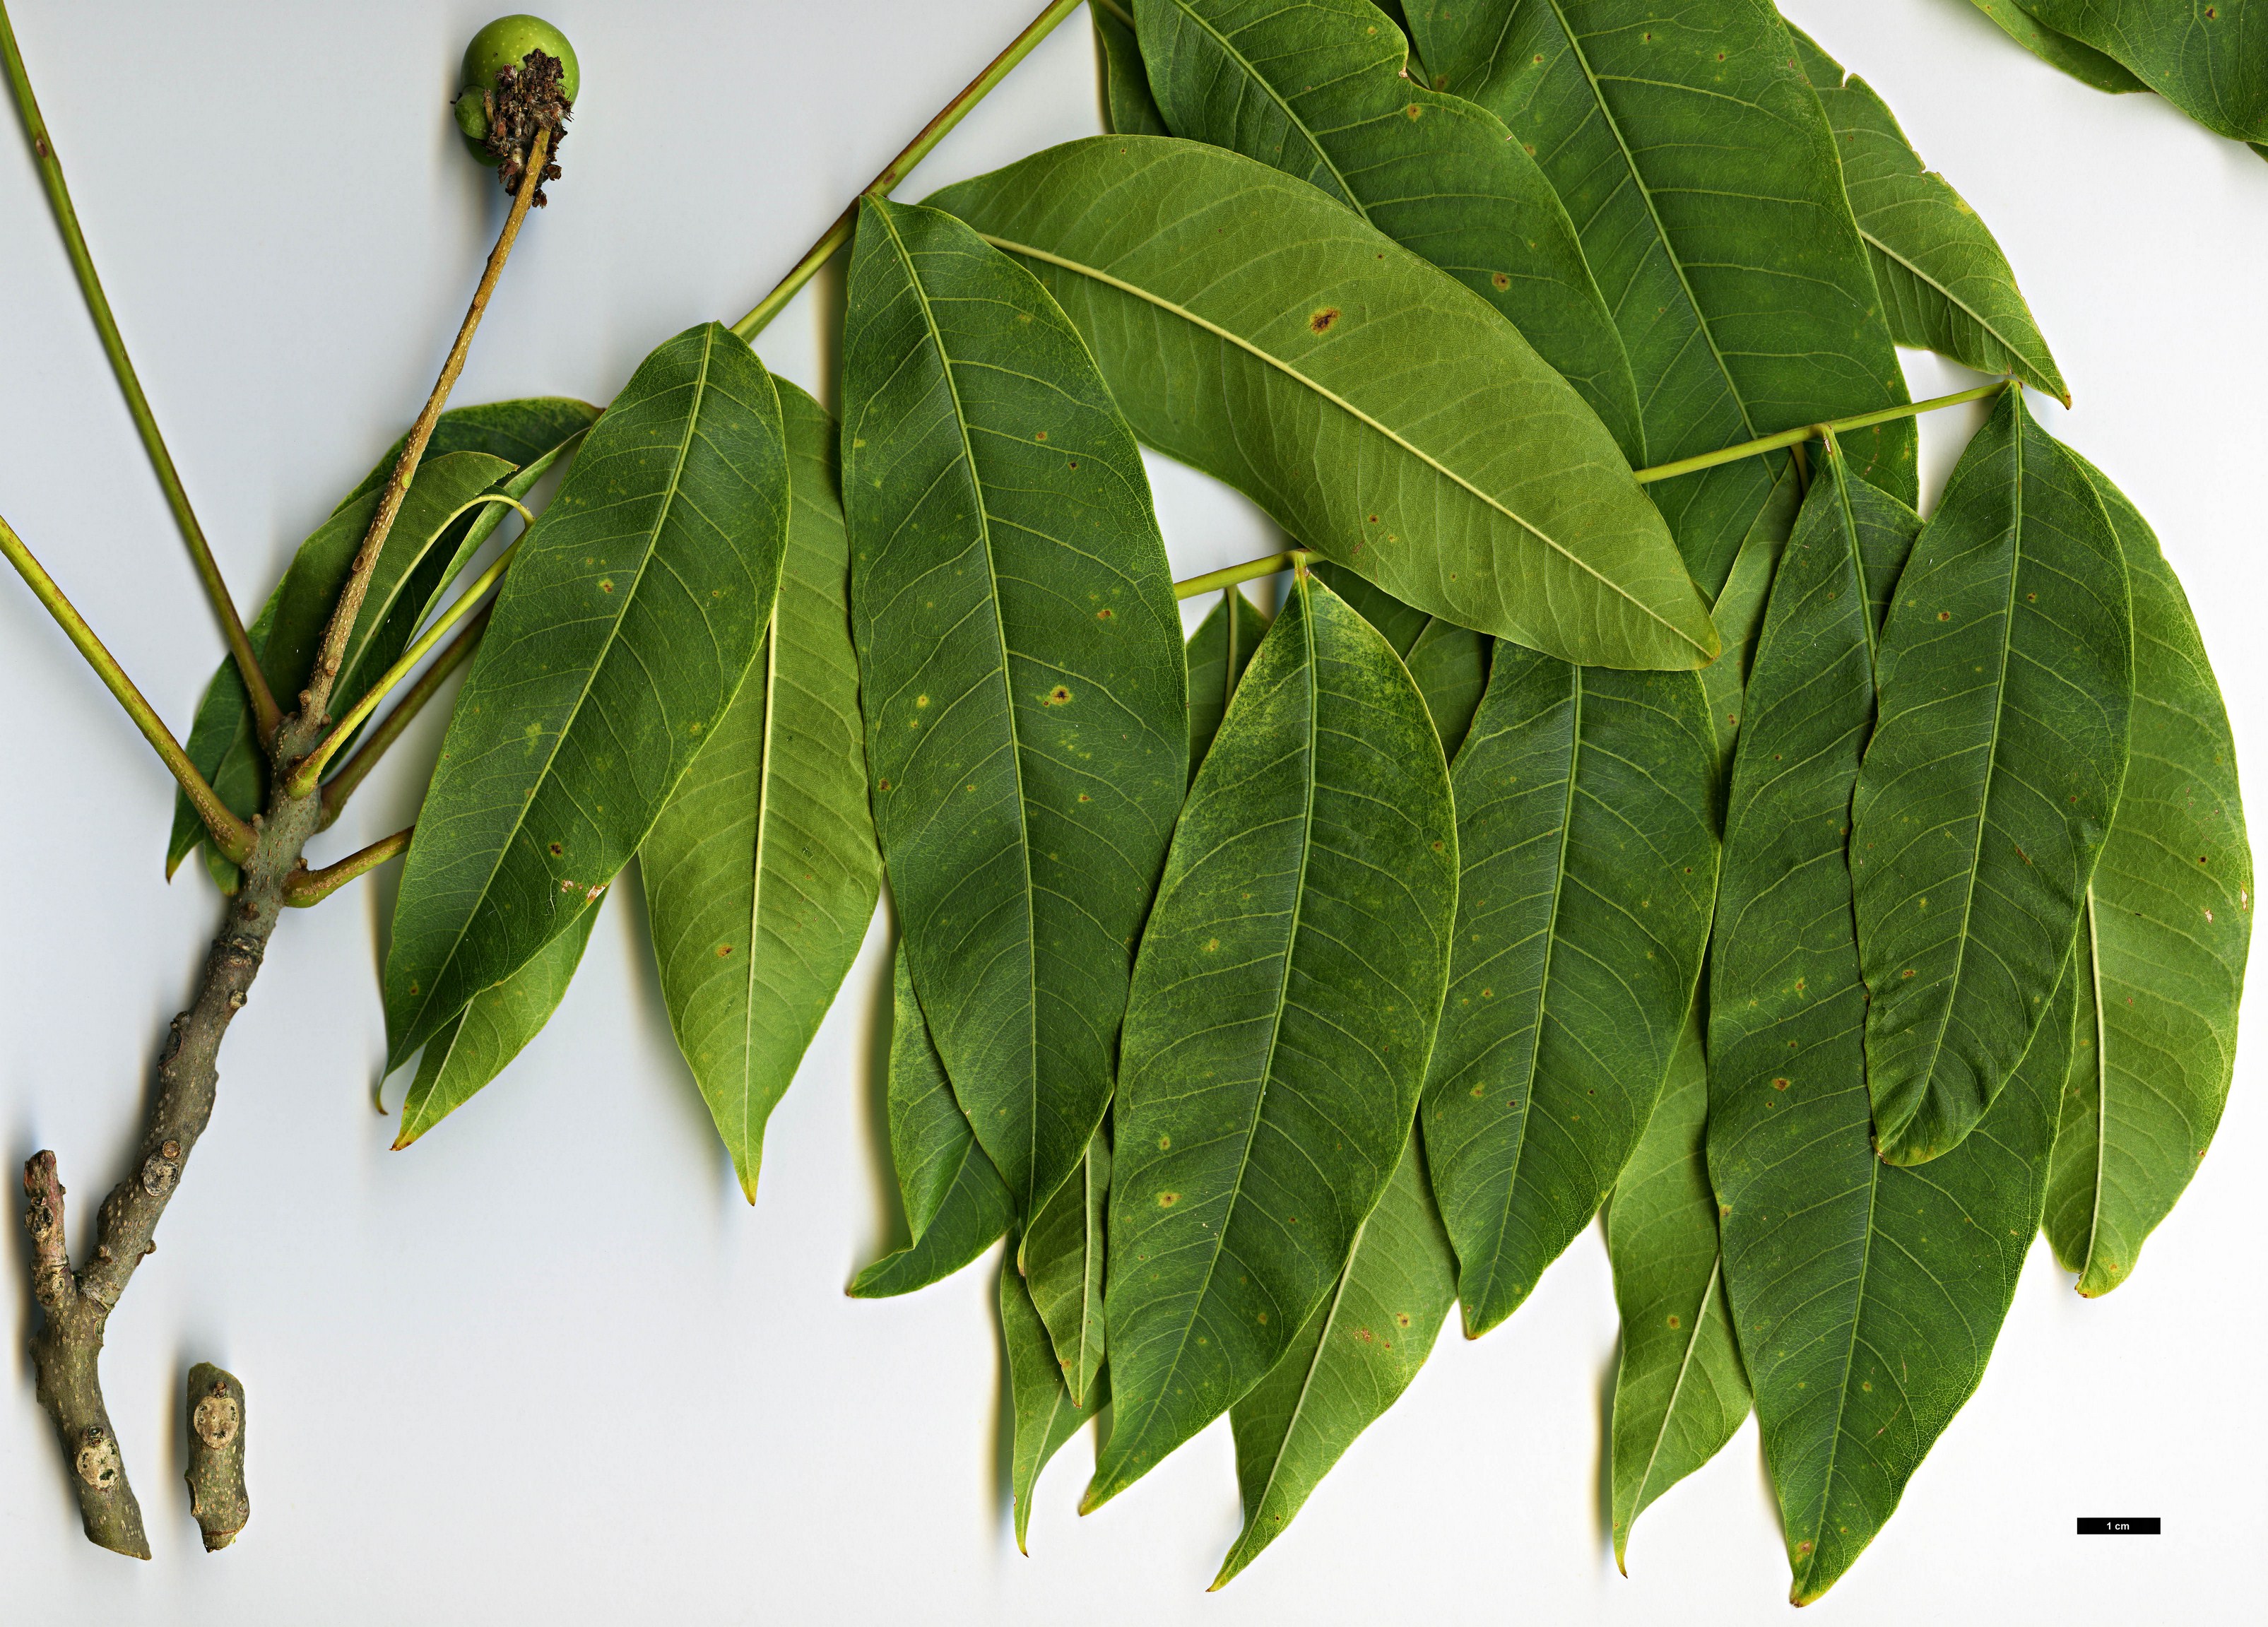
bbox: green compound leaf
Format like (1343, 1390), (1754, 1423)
(1001, 1263), (1106, 1554)
(1095, 2), (1169, 136)
(1023, 1125), (1111, 1407)
(1090, 573), (1457, 1508)
(1966, 1), (2151, 93)
(385, 324), (790, 1066)
(841, 196), (1187, 1221)
(1186, 586), (1272, 781)
(1791, 25), (2069, 404)
(1138, 0), (1642, 458)
(1850, 389), (2132, 1166)
(1212, 1129), (1455, 1589)
(851, 946), (1015, 1298)
(167, 447), (517, 876)
(2025, 0), (2268, 141)
(926, 136), (1717, 671)
(1405, 0), (1916, 595)
(642, 381), (881, 1203)
(2044, 459), (2251, 1296)
(1606, 1007), (1750, 1574)
(1420, 647), (1719, 1338)
(393, 904), (600, 1148)
(1711, 439), (2069, 1602)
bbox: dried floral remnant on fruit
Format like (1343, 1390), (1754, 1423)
(483, 49), (573, 203)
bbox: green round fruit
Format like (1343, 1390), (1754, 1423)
(460, 15), (579, 103)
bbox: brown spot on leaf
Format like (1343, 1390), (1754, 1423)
(1310, 307), (1341, 333)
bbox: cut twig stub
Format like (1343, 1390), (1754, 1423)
(184, 1363), (249, 1551)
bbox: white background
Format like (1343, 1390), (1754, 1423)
(2, 2), (2262, 1621)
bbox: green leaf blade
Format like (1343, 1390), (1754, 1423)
(1965, 1), (2151, 94)
(1404, 617), (1489, 763)
(1727, 957), (2072, 1604)
(2025, 0), (2268, 141)
(1311, 562), (1490, 760)
(1092, 574), (1457, 1507)
(841, 196), (1188, 1220)
(1023, 1125), (1111, 1407)
(851, 946), (1015, 1298)
(1185, 586), (1271, 781)
(1712, 440), (2069, 1601)
(1094, 3), (1170, 136)
(1850, 389), (2132, 1166)
(393, 906), (600, 1147)
(1212, 1130), (1455, 1588)
(2043, 462), (2251, 1295)
(384, 324), (791, 1065)
(642, 381), (881, 1202)
(1419, 649), (1719, 1337)
(336, 396), (599, 511)
(1001, 1265), (1105, 1554)
(1790, 25), (2069, 403)
(925, 136), (1718, 670)
(1138, 0), (1642, 458)
(1606, 1010), (1749, 1573)
(1406, 0), (1916, 593)
(1697, 461), (1803, 776)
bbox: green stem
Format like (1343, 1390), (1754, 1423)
(0, 0), (282, 742)
(1172, 549), (1309, 600)
(286, 539), (521, 797)
(728, 0), (1085, 343)
(318, 603), (492, 829)
(284, 825), (412, 908)
(1630, 381), (2007, 486)
(1, 511), (252, 862)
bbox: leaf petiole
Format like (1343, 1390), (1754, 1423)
(284, 824), (412, 908)
(728, 0), (1086, 343)
(318, 603), (493, 829)
(0, 511), (252, 863)
(288, 538), (521, 798)
(0, 0), (282, 741)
